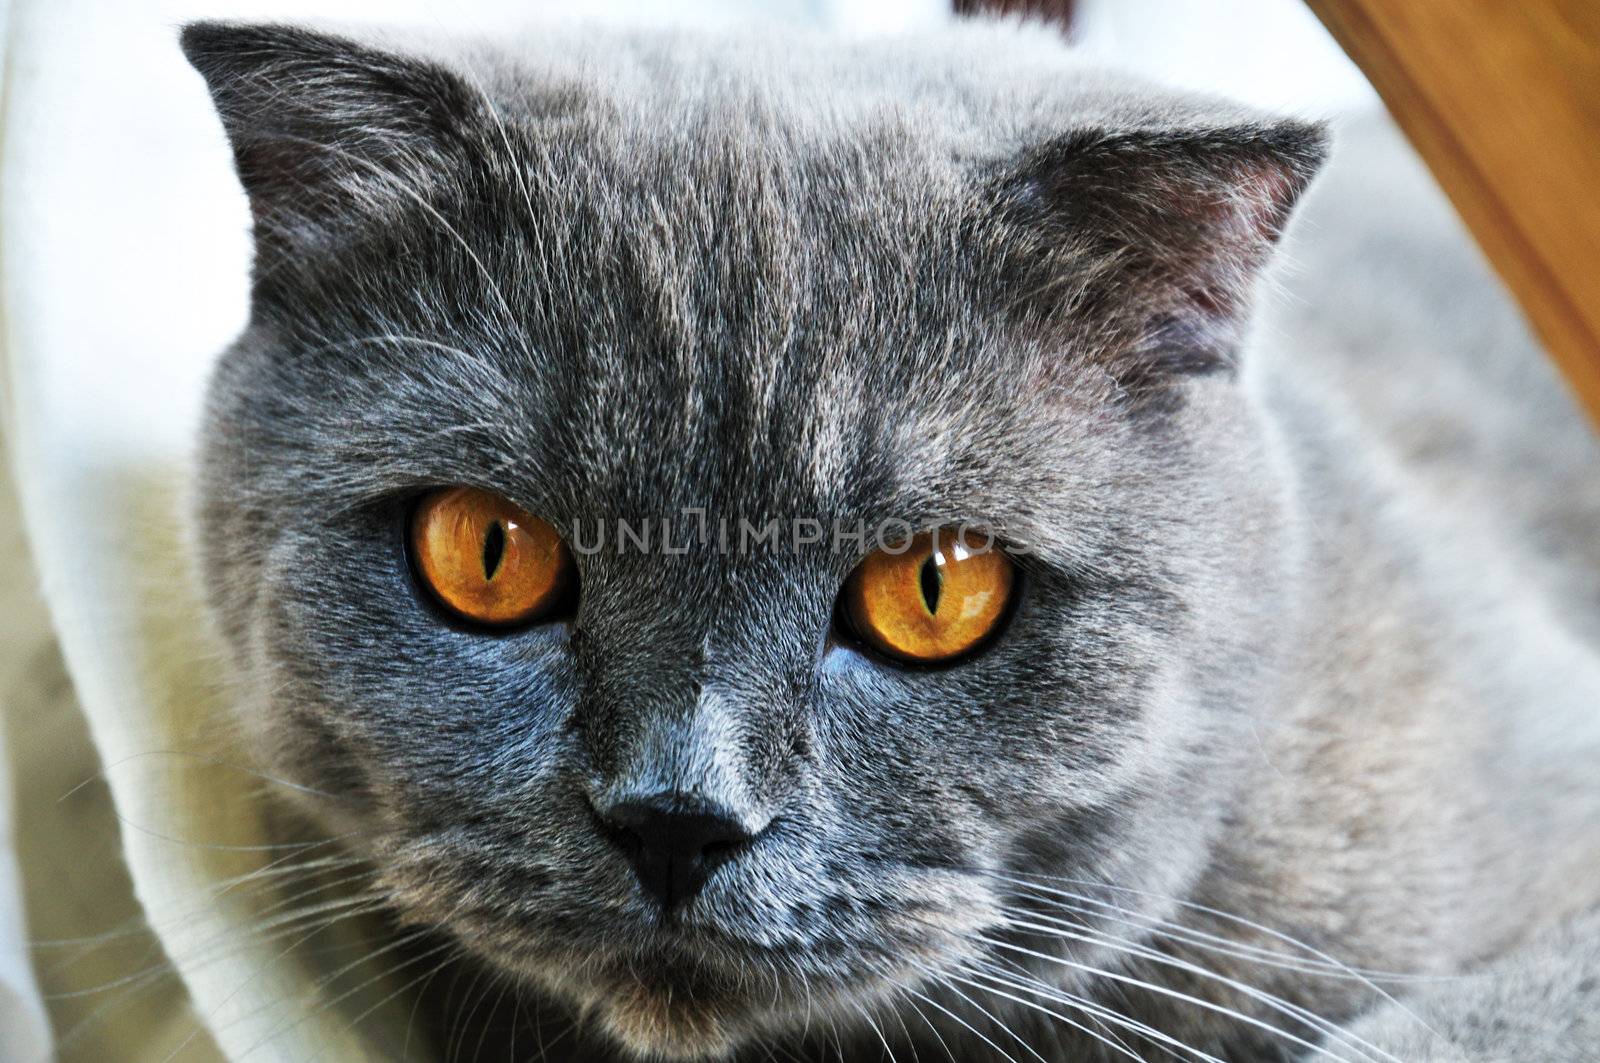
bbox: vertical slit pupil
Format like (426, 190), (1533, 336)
(482, 520), (507, 581)
(919, 554), (942, 615)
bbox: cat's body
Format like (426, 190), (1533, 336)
(181, 18), (1600, 1061)
(1162, 115), (1600, 1059)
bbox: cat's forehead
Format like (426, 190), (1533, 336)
(427, 112), (1052, 515)
(259, 98), (1126, 546)
(217, 25), (1294, 554)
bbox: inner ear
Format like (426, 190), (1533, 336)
(993, 120), (1328, 381)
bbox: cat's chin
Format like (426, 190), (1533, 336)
(493, 939), (898, 1062)
(583, 969), (742, 1061)
(526, 949), (777, 1061)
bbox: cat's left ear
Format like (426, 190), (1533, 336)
(991, 120), (1328, 381)
(181, 21), (479, 259)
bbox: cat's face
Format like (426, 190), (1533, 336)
(186, 22), (1321, 1059)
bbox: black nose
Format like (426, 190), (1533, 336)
(596, 795), (757, 910)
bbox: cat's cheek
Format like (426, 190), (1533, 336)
(248, 522), (586, 824)
(816, 640), (875, 678)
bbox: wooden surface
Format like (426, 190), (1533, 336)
(1304, 0), (1600, 430)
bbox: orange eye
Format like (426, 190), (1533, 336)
(409, 487), (575, 627)
(841, 528), (1014, 664)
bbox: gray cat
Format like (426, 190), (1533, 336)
(181, 16), (1600, 1062)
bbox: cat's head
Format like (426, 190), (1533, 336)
(184, 20), (1323, 1060)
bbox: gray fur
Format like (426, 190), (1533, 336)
(180, 18), (1600, 1061)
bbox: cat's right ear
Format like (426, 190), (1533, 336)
(181, 21), (478, 255)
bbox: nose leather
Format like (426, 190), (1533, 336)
(596, 794), (757, 910)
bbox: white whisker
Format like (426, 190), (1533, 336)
(979, 932), (1370, 1063)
